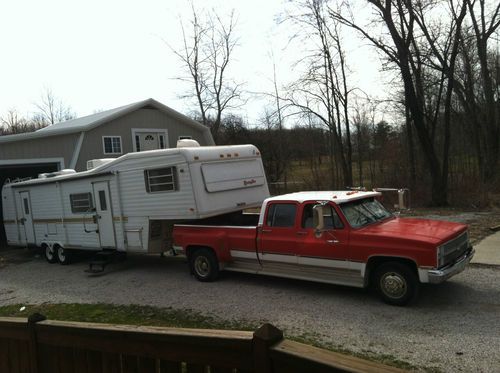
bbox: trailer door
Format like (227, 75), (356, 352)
(93, 181), (116, 248)
(19, 191), (35, 245)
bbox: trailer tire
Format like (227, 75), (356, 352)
(374, 262), (419, 306)
(44, 244), (57, 264)
(190, 248), (219, 282)
(56, 245), (72, 265)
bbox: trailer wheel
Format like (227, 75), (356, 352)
(44, 245), (57, 264)
(374, 262), (419, 306)
(56, 245), (72, 265)
(190, 248), (219, 282)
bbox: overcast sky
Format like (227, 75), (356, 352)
(0, 0), (383, 124)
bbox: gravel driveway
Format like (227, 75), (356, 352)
(0, 248), (499, 373)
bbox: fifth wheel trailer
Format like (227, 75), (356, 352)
(1, 144), (269, 263)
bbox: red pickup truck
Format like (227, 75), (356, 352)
(173, 191), (474, 305)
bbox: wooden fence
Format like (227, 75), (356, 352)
(0, 314), (406, 373)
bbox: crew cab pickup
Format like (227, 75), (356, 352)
(173, 191), (474, 305)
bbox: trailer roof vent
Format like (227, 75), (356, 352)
(177, 139), (200, 148)
(38, 169), (76, 179)
(87, 158), (116, 170)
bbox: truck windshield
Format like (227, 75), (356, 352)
(339, 198), (392, 228)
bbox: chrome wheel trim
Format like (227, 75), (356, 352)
(380, 272), (407, 299)
(194, 256), (210, 278)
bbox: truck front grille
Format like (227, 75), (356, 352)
(442, 231), (469, 267)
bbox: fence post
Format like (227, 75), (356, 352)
(27, 313), (47, 373)
(252, 323), (284, 373)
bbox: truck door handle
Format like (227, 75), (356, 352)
(327, 239), (339, 244)
(261, 229), (272, 233)
(296, 231), (307, 236)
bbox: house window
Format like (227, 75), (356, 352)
(144, 167), (177, 193)
(70, 193), (94, 213)
(159, 134), (165, 149)
(103, 136), (122, 154)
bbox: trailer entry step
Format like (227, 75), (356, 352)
(85, 260), (109, 274)
(85, 250), (122, 274)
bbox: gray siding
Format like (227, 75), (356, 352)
(0, 133), (80, 168)
(75, 108), (211, 171)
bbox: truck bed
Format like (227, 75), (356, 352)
(173, 210), (259, 262)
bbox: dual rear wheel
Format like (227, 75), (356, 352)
(189, 248), (219, 282)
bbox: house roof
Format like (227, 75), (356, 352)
(0, 98), (213, 144)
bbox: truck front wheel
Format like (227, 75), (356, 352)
(190, 248), (219, 282)
(374, 262), (419, 306)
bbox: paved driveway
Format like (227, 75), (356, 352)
(0, 248), (499, 372)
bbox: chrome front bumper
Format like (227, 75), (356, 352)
(427, 247), (475, 284)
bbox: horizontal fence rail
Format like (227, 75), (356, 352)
(0, 314), (407, 373)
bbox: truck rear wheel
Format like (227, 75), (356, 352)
(374, 262), (418, 306)
(190, 248), (219, 282)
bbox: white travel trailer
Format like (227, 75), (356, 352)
(2, 144), (269, 264)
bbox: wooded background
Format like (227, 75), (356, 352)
(2, 0), (499, 207)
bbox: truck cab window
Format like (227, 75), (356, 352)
(302, 204), (343, 229)
(266, 203), (297, 227)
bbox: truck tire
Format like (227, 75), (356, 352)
(44, 244), (57, 264)
(56, 245), (72, 265)
(190, 248), (219, 282)
(374, 262), (419, 306)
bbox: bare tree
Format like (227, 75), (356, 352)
(171, 5), (243, 142)
(330, 0), (469, 205)
(33, 88), (75, 126)
(455, 0), (500, 188)
(284, 0), (354, 188)
(0, 109), (32, 135)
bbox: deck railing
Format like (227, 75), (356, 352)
(0, 314), (406, 372)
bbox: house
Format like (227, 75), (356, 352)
(0, 98), (214, 245)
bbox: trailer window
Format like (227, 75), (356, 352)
(70, 193), (94, 213)
(98, 190), (107, 211)
(145, 167), (178, 193)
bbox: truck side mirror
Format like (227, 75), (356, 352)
(313, 204), (324, 238)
